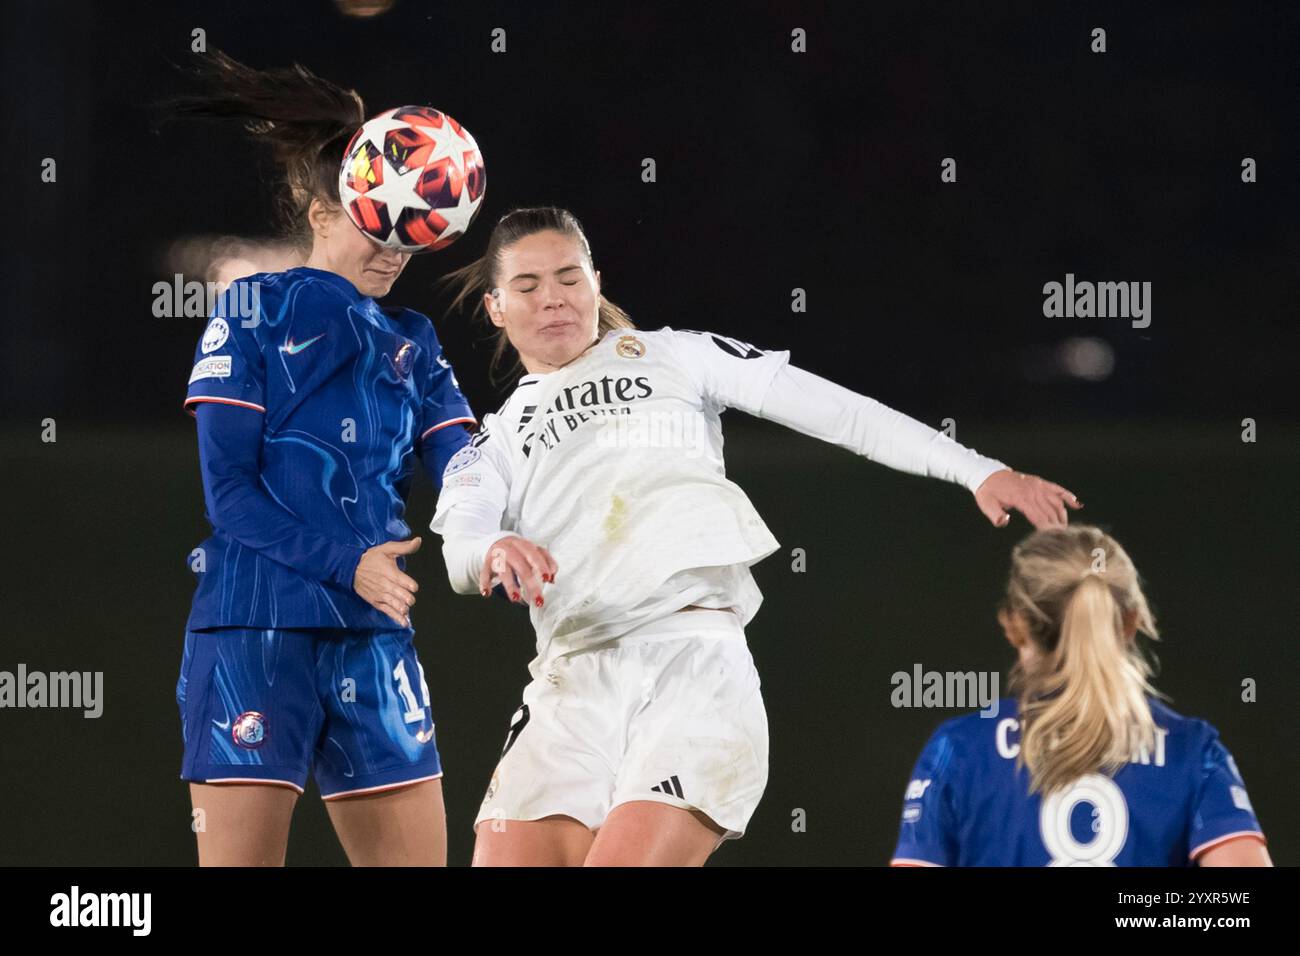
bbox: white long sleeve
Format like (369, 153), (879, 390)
(428, 327), (1009, 659)
(754, 363), (1007, 494)
(439, 520), (511, 596)
(429, 438), (513, 594)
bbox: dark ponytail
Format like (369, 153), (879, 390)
(440, 206), (634, 387)
(160, 50), (365, 245)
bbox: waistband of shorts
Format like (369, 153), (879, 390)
(615, 607), (744, 644)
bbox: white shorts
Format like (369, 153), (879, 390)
(475, 608), (769, 841)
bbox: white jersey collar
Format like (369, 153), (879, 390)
(514, 330), (617, 388)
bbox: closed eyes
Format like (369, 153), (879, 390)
(519, 281), (579, 293)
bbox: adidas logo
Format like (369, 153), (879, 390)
(650, 775), (684, 799)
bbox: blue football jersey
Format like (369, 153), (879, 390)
(892, 697), (1265, 866)
(183, 266), (474, 630)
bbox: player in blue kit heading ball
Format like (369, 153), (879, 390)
(168, 52), (474, 865)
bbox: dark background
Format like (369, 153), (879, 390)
(0, 0), (1295, 865)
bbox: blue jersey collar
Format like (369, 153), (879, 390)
(289, 266), (367, 302)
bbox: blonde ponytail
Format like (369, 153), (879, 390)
(1005, 526), (1164, 795)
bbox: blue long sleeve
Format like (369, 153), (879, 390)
(417, 422), (472, 490)
(195, 402), (365, 588)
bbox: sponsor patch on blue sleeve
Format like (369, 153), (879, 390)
(189, 355), (233, 383)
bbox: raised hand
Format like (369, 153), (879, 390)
(974, 469), (1083, 529)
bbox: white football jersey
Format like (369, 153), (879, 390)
(431, 326), (1006, 663)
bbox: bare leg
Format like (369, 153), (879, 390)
(583, 801), (726, 867)
(189, 782), (299, 867)
(472, 814), (595, 866)
(324, 778), (447, 866)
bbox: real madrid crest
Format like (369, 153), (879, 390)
(615, 334), (645, 359)
(484, 769), (499, 803)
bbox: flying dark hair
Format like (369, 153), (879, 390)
(160, 50), (365, 245)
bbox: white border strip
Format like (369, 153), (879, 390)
(320, 772), (444, 801)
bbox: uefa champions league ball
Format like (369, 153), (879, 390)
(338, 105), (486, 253)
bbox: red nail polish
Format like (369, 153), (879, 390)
(535, 596), (544, 608)
(511, 592), (519, 602)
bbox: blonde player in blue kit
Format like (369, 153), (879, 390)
(431, 206), (1084, 866)
(891, 525), (1271, 867)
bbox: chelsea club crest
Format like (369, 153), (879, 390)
(394, 342), (415, 379)
(231, 711), (267, 749)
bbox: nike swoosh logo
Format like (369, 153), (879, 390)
(282, 334), (325, 355)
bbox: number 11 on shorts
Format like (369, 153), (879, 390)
(393, 659), (431, 724)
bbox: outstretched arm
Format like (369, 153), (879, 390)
(754, 364), (1083, 529)
(757, 364), (1004, 491)
(669, 327), (1082, 529)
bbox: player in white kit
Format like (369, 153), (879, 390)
(431, 207), (1083, 865)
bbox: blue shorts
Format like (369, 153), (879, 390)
(176, 626), (442, 800)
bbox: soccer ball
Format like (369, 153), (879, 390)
(338, 106), (486, 253)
